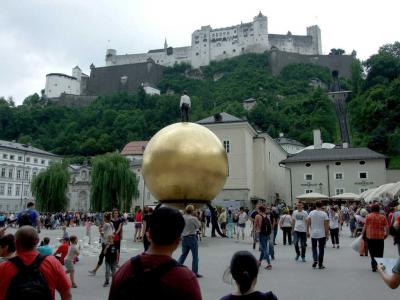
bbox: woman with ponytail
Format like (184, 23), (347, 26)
(221, 251), (278, 299)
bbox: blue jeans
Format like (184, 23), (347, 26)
(311, 237), (326, 267)
(293, 231), (307, 258)
(227, 223), (234, 238)
(259, 233), (271, 264)
(178, 235), (199, 274)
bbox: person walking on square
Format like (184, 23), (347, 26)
(362, 203), (388, 272)
(65, 235), (80, 288)
(103, 235), (117, 287)
(279, 208), (292, 246)
(178, 205), (202, 278)
(236, 207), (248, 241)
(308, 201), (329, 269)
(329, 206), (340, 248)
(180, 90), (191, 122)
(255, 205), (272, 270)
(292, 201), (308, 262)
(226, 209), (235, 238)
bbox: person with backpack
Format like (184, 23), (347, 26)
(16, 202), (41, 233)
(0, 226), (71, 300)
(109, 207), (202, 300)
(255, 205), (272, 270)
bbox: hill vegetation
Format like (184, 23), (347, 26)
(0, 42), (399, 166)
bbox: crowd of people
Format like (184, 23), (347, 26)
(0, 199), (400, 299)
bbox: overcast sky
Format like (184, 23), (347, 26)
(1, 0), (399, 104)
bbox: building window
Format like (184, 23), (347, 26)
(15, 185), (20, 196)
(335, 173), (343, 180)
(34, 158), (38, 164)
(335, 162), (341, 166)
(26, 157), (30, 163)
(304, 174), (313, 181)
(359, 172), (368, 179)
(25, 171), (29, 179)
(1, 168), (5, 177)
(18, 156), (22, 161)
(305, 163), (311, 167)
(360, 188), (368, 193)
(17, 170), (21, 179)
(7, 184), (12, 196)
(335, 188), (344, 195)
(223, 140), (230, 153)
(359, 161), (366, 165)
(223, 51), (226, 54)
(41, 160), (45, 165)
(0, 184), (4, 195)
(2, 154), (8, 159)
(24, 186), (28, 196)
(305, 189), (313, 194)
(32, 171), (37, 178)
(10, 155), (15, 160)
(8, 169), (13, 178)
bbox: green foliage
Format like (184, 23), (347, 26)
(90, 152), (138, 212)
(388, 156), (400, 169)
(31, 162), (70, 212)
(349, 42), (400, 156)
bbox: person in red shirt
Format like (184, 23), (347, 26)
(134, 209), (143, 242)
(0, 226), (71, 300)
(54, 237), (70, 265)
(362, 204), (389, 272)
(109, 207), (202, 300)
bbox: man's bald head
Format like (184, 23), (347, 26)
(15, 226), (39, 251)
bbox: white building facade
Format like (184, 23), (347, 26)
(44, 66), (88, 98)
(197, 113), (290, 208)
(0, 140), (60, 212)
(280, 147), (387, 202)
(67, 164), (91, 212)
(105, 12), (322, 69)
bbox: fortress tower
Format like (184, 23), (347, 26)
(307, 25), (322, 54)
(252, 11), (269, 51)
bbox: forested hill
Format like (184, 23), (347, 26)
(0, 42), (399, 167)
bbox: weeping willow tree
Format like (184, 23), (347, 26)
(31, 162), (70, 212)
(91, 152), (138, 212)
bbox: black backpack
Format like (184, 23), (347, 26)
(114, 255), (181, 300)
(18, 210), (32, 227)
(6, 254), (52, 300)
(261, 214), (272, 236)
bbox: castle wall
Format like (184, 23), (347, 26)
(45, 74), (80, 98)
(268, 34), (316, 55)
(269, 50), (354, 79)
(106, 46), (191, 67)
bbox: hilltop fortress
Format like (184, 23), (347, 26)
(105, 12), (322, 69)
(44, 12), (354, 105)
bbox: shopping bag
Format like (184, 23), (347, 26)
(351, 235), (362, 253)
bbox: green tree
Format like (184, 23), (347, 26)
(90, 152), (138, 211)
(31, 162), (70, 212)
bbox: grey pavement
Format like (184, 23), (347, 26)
(5, 223), (400, 300)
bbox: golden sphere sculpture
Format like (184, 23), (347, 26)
(142, 122), (228, 207)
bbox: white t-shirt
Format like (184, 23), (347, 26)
(280, 214), (292, 228)
(309, 210), (329, 238)
(238, 212), (247, 225)
(292, 210), (308, 232)
(65, 244), (78, 261)
(180, 95), (191, 107)
(329, 212), (339, 229)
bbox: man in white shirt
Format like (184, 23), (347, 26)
(236, 207), (248, 240)
(292, 201), (309, 262)
(308, 201), (329, 269)
(180, 90), (191, 122)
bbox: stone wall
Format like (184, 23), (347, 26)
(269, 50), (354, 79)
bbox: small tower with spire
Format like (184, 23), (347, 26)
(164, 38), (168, 50)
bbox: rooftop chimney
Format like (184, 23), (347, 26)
(279, 132), (284, 138)
(343, 142), (349, 149)
(313, 129), (322, 149)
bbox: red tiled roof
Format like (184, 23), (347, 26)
(121, 141), (149, 156)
